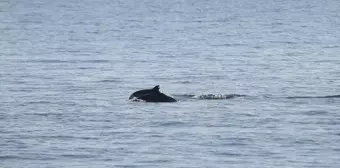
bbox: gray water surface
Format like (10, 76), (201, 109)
(1, 0), (340, 167)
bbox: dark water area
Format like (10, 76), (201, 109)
(1, 0), (340, 167)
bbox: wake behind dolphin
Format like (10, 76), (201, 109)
(172, 93), (247, 100)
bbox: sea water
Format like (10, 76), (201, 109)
(1, 0), (340, 167)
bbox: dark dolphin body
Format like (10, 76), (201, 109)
(129, 85), (177, 102)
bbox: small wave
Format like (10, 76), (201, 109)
(27, 113), (63, 117)
(149, 121), (187, 127)
(34, 135), (99, 140)
(61, 154), (97, 159)
(115, 165), (138, 168)
(27, 101), (52, 104)
(138, 159), (171, 163)
(323, 45), (339, 49)
(270, 40), (297, 45)
(0, 155), (20, 160)
(82, 60), (109, 63)
(294, 139), (318, 145)
(210, 43), (246, 47)
(303, 110), (328, 116)
(0, 155), (56, 160)
(159, 121), (186, 127)
(27, 59), (68, 63)
(25, 59), (109, 63)
(99, 79), (121, 83)
(287, 95), (340, 99)
(78, 67), (96, 70)
(213, 152), (242, 157)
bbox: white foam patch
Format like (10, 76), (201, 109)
(195, 94), (227, 99)
(193, 94), (244, 100)
(129, 97), (146, 102)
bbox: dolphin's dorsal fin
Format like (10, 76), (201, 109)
(152, 85), (160, 91)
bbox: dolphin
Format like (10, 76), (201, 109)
(129, 85), (177, 102)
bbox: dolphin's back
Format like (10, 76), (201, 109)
(129, 85), (177, 102)
(129, 89), (152, 99)
(139, 93), (177, 102)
